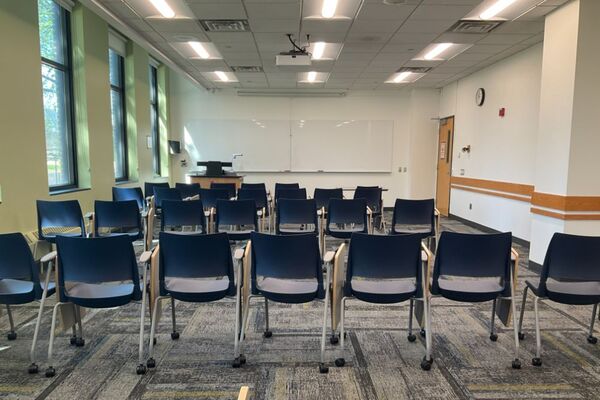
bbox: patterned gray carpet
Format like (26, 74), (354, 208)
(1, 215), (599, 399)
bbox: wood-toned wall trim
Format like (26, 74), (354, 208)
(450, 176), (534, 197)
(530, 208), (600, 220)
(450, 185), (531, 203)
(531, 192), (600, 212)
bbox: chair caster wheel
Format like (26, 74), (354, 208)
(420, 357), (432, 371)
(28, 363), (39, 374)
(407, 334), (416, 342)
(70, 336), (77, 345)
(330, 334), (339, 345)
(232, 357), (242, 368)
(532, 357), (542, 367)
(490, 334), (498, 342)
(171, 332), (180, 340)
(147, 358), (156, 368)
(420, 329), (426, 338)
(75, 337), (85, 347)
(263, 330), (272, 338)
(153, 338), (157, 345)
(7, 332), (16, 341)
(319, 363), (329, 374)
(45, 367), (56, 378)
(587, 336), (597, 344)
(239, 354), (246, 364)
(518, 332), (525, 340)
(136, 364), (147, 375)
(335, 358), (345, 367)
(512, 359), (521, 369)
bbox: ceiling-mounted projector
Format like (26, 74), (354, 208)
(276, 34), (312, 66)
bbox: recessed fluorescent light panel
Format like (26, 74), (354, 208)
(412, 43), (473, 61)
(170, 42), (222, 60)
(149, 0), (175, 18)
(298, 71), (329, 83)
(309, 42), (343, 60)
(385, 71), (426, 84)
(201, 71), (238, 83)
(464, 0), (542, 21)
(127, 0), (194, 19)
(303, 0), (361, 20)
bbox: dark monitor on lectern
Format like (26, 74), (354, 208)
(197, 161), (233, 176)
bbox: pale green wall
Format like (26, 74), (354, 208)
(0, 0), (171, 233)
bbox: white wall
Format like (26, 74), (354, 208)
(440, 44), (543, 240)
(169, 74), (440, 206)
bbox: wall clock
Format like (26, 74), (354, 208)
(476, 88), (485, 107)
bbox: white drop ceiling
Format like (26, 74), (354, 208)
(97, 0), (569, 91)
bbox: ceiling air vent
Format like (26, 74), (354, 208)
(231, 66), (264, 73)
(397, 67), (432, 73)
(199, 19), (250, 32)
(450, 20), (504, 34)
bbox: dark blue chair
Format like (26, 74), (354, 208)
(518, 233), (600, 367)
(275, 188), (307, 202)
(146, 232), (238, 370)
(429, 231), (521, 369)
(0, 233), (57, 374)
(199, 188), (230, 210)
(175, 182), (201, 199)
(314, 188), (343, 214)
(51, 235), (149, 376)
(335, 233), (431, 369)
(276, 199), (318, 235)
(93, 200), (143, 242)
(354, 186), (384, 232)
(215, 200), (258, 241)
(153, 188), (182, 212)
(237, 188), (269, 231)
(211, 182), (237, 199)
(235, 232), (332, 373)
(161, 200), (206, 233)
(391, 199), (437, 248)
(325, 199), (368, 241)
(241, 182), (267, 191)
(36, 200), (86, 243)
(274, 182), (299, 200)
(112, 187), (145, 210)
(144, 181), (169, 198)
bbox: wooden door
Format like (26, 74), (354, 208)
(436, 117), (454, 216)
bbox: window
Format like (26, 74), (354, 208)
(38, 0), (77, 190)
(109, 48), (128, 181)
(149, 64), (160, 175)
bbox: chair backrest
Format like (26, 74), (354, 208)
(237, 188), (268, 209)
(540, 233), (600, 284)
(37, 200), (85, 243)
(432, 232), (512, 291)
(55, 235), (140, 301)
(144, 181), (169, 198)
(326, 199), (368, 231)
(0, 233), (38, 282)
(241, 182), (266, 191)
(216, 200), (258, 230)
(175, 182), (201, 199)
(313, 188), (343, 210)
(250, 232), (323, 297)
(354, 186), (383, 213)
(158, 232), (235, 296)
(112, 187), (144, 210)
(161, 200), (206, 233)
(94, 200), (142, 238)
(199, 188), (230, 209)
(274, 183), (300, 199)
(275, 188), (307, 202)
(210, 182), (237, 198)
(154, 188), (182, 209)
(276, 199), (318, 234)
(392, 198), (435, 237)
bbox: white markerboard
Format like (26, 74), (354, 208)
(290, 120), (393, 172)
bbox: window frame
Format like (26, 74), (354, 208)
(109, 48), (129, 182)
(40, 1), (78, 192)
(149, 64), (161, 176)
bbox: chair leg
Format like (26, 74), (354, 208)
(509, 269), (521, 369)
(45, 302), (64, 378)
(532, 296), (542, 366)
(489, 299), (498, 341)
(6, 305), (16, 340)
(518, 286), (529, 340)
(262, 297), (272, 337)
(147, 296), (166, 369)
(407, 299), (416, 342)
(29, 263), (52, 374)
(170, 297), (179, 340)
(137, 267), (149, 375)
(421, 295), (433, 370)
(336, 297), (347, 367)
(587, 304), (598, 344)
(235, 295), (253, 365)
(319, 272), (331, 374)
(233, 269), (244, 367)
(74, 305), (84, 347)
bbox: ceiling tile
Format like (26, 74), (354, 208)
(245, 2), (301, 19)
(396, 19), (456, 34)
(188, 3), (247, 19)
(250, 19), (300, 33)
(477, 33), (533, 45)
(355, 4), (417, 20)
(410, 4), (476, 20)
(146, 19), (205, 33)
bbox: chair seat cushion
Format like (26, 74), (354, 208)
(0, 279), (34, 295)
(527, 278), (600, 305)
(279, 227), (317, 234)
(351, 278), (416, 295)
(66, 281), (134, 299)
(257, 277), (318, 294)
(393, 224), (432, 234)
(165, 276), (229, 293)
(436, 275), (503, 302)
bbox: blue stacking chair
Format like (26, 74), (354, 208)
(36, 200), (86, 243)
(161, 200), (206, 234)
(234, 232), (333, 373)
(199, 188), (230, 210)
(144, 181), (169, 198)
(215, 200), (258, 241)
(335, 233), (431, 369)
(48, 235), (150, 377)
(211, 182), (237, 199)
(112, 187), (145, 211)
(237, 188), (269, 232)
(274, 182), (299, 194)
(518, 233), (600, 367)
(146, 232), (239, 370)
(429, 231), (521, 369)
(276, 199), (318, 235)
(93, 200), (143, 242)
(354, 186), (384, 232)
(391, 199), (438, 249)
(275, 188), (306, 202)
(0, 233), (57, 374)
(325, 199), (368, 245)
(153, 188), (182, 212)
(314, 188), (343, 215)
(175, 182), (201, 199)
(241, 183), (267, 191)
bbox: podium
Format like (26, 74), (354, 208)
(188, 161), (243, 189)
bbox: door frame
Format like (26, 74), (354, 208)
(435, 116), (455, 216)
